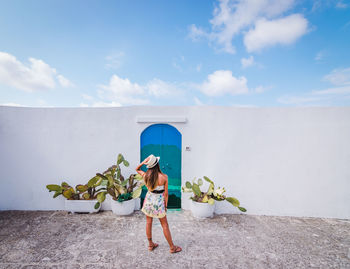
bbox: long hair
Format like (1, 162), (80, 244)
(144, 162), (163, 191)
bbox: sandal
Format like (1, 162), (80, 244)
(147, 238), (159, 251)
(170, 245), (182, 253)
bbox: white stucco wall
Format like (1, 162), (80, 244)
(0, 105), (349, 219)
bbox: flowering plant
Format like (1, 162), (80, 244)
(182, 176), (246, 212)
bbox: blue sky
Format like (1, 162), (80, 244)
(0, 0), (349, 107)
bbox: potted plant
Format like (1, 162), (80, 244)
(46, 176), (106, 213)
(95, 153), (144, 215)
(182, 176), (247, 218)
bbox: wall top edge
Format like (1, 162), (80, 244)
(136, 116), (187, 123)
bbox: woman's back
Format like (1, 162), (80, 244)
(155, 172), (167, 187)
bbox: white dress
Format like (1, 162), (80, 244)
(141, 185), (166, 218)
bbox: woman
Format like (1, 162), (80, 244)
(135, 154), (182, 253)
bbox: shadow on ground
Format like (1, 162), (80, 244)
(0, 210), (349, 269)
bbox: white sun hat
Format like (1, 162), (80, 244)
(146, 154), (160, 168)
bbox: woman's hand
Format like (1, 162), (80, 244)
(142, 156), (151, 164)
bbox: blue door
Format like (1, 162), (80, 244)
(140, 124), (182, 209)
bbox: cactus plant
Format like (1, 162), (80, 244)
(95, 153), (144, 205)
(46, 175), (107, 210)
(182, 176), (247, 212)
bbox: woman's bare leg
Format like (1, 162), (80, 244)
(159, 216), (174, 247)
(146, 216), (154, 246)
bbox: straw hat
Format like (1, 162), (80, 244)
(146, 154), (160, 168)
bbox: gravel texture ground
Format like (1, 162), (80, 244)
(0, 210), (349, 269)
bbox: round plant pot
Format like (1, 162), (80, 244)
(134, 197), (141, 210)
(190, 200), (215, 218)
(65, 199), (101, 214)
(111, 198), (135, 215)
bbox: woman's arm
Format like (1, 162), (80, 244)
(164, 175), (169, 210)
(135, 156), (151, 176)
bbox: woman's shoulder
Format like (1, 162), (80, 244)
(158, 172), (168, 185)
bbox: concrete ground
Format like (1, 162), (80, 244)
(0, 210), (349, 269)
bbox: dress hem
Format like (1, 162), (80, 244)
(141, 209), (166, 219)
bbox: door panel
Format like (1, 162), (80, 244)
(140, 124), (181, 209)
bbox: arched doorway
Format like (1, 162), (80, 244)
(139, 123), (182, 209)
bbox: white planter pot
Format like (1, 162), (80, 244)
(134, 197), (141, 210)
(110, 198), (135, 215)
(215, 200), (236, 215)
(65, 199), (101, 213)
(181, 192), (192, 210)
(190, 200), (215, 218)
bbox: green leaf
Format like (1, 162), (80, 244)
(132, 187), (142, 198)
(63, 188), (74, 199)
(192, 183), (201, 196)
(117, 154), (123, 164)
(61, 182), (70, 188)
(94, 202), (100, 209)
(53, 191), (61, 198)
(97, 192), (106, 203)
(185, 181), (192, 188)
(46, 184), (62, 192)
(123, 160), (129, 167)
(76, 184), (88, 193)
(134, 174), (143, 181)
(96, 173), (108, 181)
(208, 198), (215, 205)
(121, 179), (128, 187)
(198, 178), (203, 186)
(207, 183), (214, 196)
(203, 176), (214, 184)
(87, 176), (98, 187)
(238, 206), (246, 212)
(226, 197), (240, 207)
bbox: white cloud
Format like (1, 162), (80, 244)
(92, 101), (123, 107)
(57, 74), (74, 87)
(314, 50), (325, 61)
(97, 75), (150, 106)
(231, 103), (258, 107)
(277, 95), (326, 105)
(81, 93), (94, 100)
(188, 0), (307, 54)
(194, 96), (204, 105)
(0, 102), (25, 107)
(96, 75), (186, 106)
(322, 67), (350, 86)
(244, 14), (308, 52)
(277, 67), (350, 105)
(188, 24), (210, 42)
(312, 0), (348, 11)
(198, 70), (249, 96)
(254, 85), (271, 93)
(241, 55), (255, 68)
(336, 1), (348, 8)
(79, 101), (123, 107)
(146, 78), (183, 98)
(196, 63), (202, 72)
(105, 52), (125, 69)
(312, 85), (350, 95)
(0, 51), (73, 92)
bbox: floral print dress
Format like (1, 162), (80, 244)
(141, 185), (166, 218)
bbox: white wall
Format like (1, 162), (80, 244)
(0, 105), (349, 219)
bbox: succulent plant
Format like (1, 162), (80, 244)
(46, 175), (107, 209)
(182, 176), (247, 212)
(95, 153), (144, 206)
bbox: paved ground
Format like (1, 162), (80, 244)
(0, 210), (349, 269)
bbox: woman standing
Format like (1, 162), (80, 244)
(135, 154), (182, 253)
